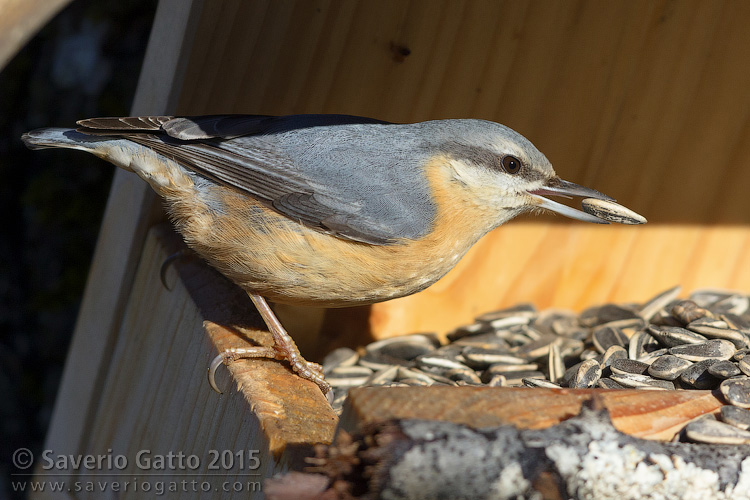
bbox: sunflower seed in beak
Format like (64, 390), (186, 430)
(581, 198), (647, 225)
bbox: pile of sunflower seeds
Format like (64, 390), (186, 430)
(323, 285), (750, 444)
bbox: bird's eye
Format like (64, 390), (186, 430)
(501, 155), (522, 174)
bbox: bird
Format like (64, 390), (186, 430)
(22, 114), (621, 396)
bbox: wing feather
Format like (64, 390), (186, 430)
(76, 115), (433, 245)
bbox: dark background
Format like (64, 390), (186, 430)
(0, 1), (157, 497)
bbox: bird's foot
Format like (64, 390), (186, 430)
(207, 345), (331, 397)
(271, 343), (331, 395)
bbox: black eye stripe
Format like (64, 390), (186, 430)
(438, 142), (526, 175)
(501, 155), (522, 174)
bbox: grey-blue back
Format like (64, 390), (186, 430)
(153, 116), (454, 245)
(168, 115), (538, 245)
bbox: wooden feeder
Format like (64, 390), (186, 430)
(17, 0), (750, 498)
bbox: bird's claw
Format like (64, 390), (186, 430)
(207, 347), (265, 394)
(160, 249), (190, 290)
(207, 350), (232, 394)
(207, 346), (332, 398)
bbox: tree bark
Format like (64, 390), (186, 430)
(266, 400), (750, 500)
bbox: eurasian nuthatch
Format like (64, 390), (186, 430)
(22, 114), (635, 395)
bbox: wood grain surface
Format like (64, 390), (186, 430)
(340, 386), (726, 441)
(0, 0), (72, 70)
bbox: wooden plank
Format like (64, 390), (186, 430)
(339, 386), (725, 442)
(35, 1), (205, 496)
(0, 0), (72, 71)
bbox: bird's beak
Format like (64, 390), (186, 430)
(528, 177), (614, 224)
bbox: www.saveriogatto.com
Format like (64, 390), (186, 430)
(11, 447), (264, 496)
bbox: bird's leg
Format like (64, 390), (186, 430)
(208, 293), (331, 395)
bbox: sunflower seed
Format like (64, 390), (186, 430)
(517, 325), (544, 341)
(610, 358), (650, 376)
(502, 371), (546, 386)
(483, 315), (533, 331)
(484, 365), (542, 380)
(600, 345), (628, 368)
(461, 346), (525, 369)
(721, 313), (750, 330)
(671, 300), (713, 324)
(512, 334), (559, 360)
(487, 374), (506, 387)
(688, 317), (728, 329)
(322, 347), (359, 374)
(638, 285), (682, 321)
(358, 351), (414, 371)
(740, 358), (750, 376)
(581, 198), (647, 225)
(446, 322), (492, 342)
(522, 378), (562, 389)
(579, 304), (641, 328)
(445, 368), (482, 384)
(330, 391), (348, 413)
(689, 289), (736, 308)
(647, 325), (708, 347)
(561, 361), (585, 386)
(720, 405), (750, 430)
(364, 365), (399, 385)
(686, 323), (750, 349)
(720, 378), (750, 408)
(629, 330), (661, 360)
(416, 354), (471, 371)
(452, 332), (511, 348)
(535, 309), (577, 336)
(707, 360), (742, 379)
(558, 338), (585, 358)
(597, 378), (626, 389)
(609, 373), (675, 390)
(637, 348), (670, 365)
(398, 367), (453, 386)
(593, 325), (629, 353)
(400, 377), (433, 387)
(711, 294), (750, 316)
(679, 359), (722, 389)
(365, 334), (439, 356)
(647, 355), (693, 380)
(571, 359), (602, 388)
(650, 308), (684, 327)
(669, 339), (736, 361)
(685, 417), (750, 445)
(600, 317), (647, 331)
(548, 343), (565, 383)
(580, 349), (600, 361)
(327, 366), (374, 388)
(475, 303), (537, 322)
(486, 362), (540, 373)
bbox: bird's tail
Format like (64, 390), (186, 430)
(21, 128), (141, 173)
(22, 127), (191, 190)
(21, 128), (109, 152)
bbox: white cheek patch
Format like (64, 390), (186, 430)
(446, 158), (533, 209)
(447, 158), (507, 187)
